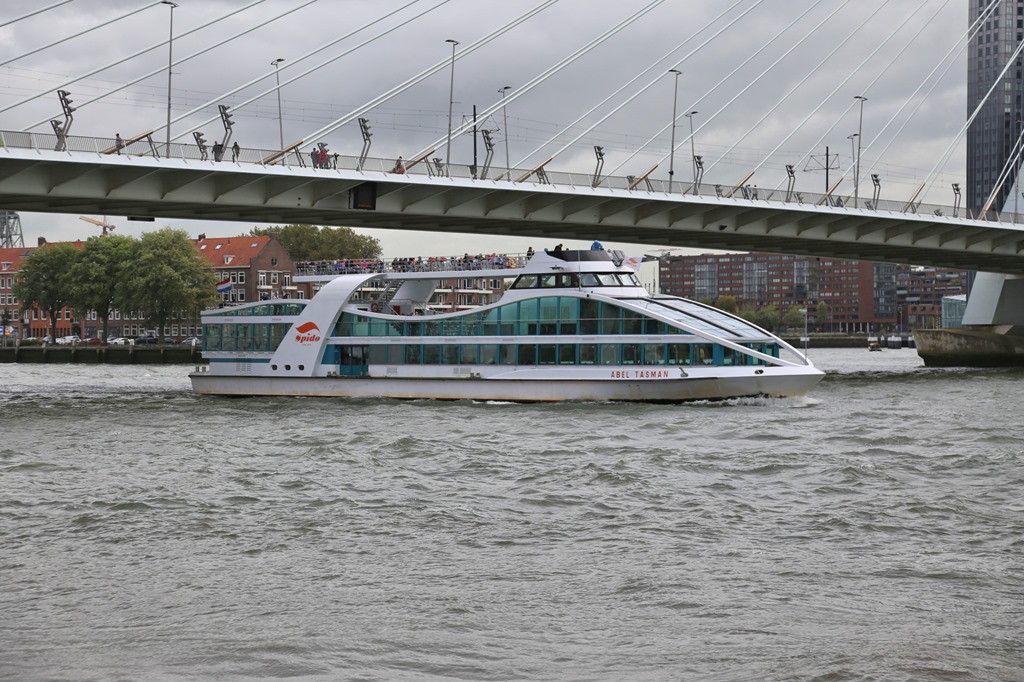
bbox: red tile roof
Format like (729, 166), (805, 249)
(194, 235), (271, 269)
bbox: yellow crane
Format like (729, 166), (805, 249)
(79, 215), (115, 236)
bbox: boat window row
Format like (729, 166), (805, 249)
(204, 302), (307, 318)
(336, 298), (698, 338)
(203, 322), (292, 351)
(332, 341), (779, 368)
(510, 272), (642, 289)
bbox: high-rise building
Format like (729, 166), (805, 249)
(967, 1), (1024, 212)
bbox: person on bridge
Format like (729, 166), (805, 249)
(591, 239), (604, 250)
(232, 141), (240, 162)
(115, 133), (124, 155)
(212, 141), (224, 162)
(393, 156), (405, 174)
(310, 148), (319, 169)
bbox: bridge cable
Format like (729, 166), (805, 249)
(252, 0), (565, 153)
(751, 0), (944, 196)
(496, 0), (752, 175)
(938, 38), (1024, 213)
(0, 0), (74, 29)
(19, 0), (319, 134)
(165, 0), (457, 145)
(607, 0), (813, 177)
(700, 0), (884, 182)
(410, 0), (666, 166)
(612, 1), (851, 182)
(0, 1), (166, 70)
(986, 124), (1024, 216)
(2, 0), (269, 120)
(854, 0), (997, 196)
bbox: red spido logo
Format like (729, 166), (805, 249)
(294, 321), (322, 344)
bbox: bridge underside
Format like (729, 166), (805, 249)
(2, 150), (1024, 275)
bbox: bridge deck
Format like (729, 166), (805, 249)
(1, 132), (1023, 275)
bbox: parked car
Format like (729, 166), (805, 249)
(181, 336), (200, 345)
(107, 337), (128, 345)
(162, 337), (177, 345)
(42, 335), (53, 344)
(55, 335), (81, 345)
(84, 337), (103, 345)
(135, 336), (158, 345)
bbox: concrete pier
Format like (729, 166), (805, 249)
(913, 326), (1024, 367)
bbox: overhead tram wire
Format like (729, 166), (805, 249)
(0, 1), (167, 70)
(221, 0), (562, 155)
(410, 0), (666, 166)
(603, 0), (786, 178)
(698, 0), (881, 182)
(856, 0), (997, 195)
(20, 0), (320, 133)
(0, 0), (74, 29)
(747, 0), (943, 194)
(4, 0), (270, 121)
(165, 0), (457, 145)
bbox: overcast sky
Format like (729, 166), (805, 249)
(0, 0), (967, 257)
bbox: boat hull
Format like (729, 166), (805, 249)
(189, 369), (823, 402)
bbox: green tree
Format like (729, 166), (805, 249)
(118, 229), (216, 335)
(816, 301), (831, 332)
(250, 224), (381, 260)
(14, 242), (80, 340)
(740, 305), (781, 332)
(783, 305), (807, 332)
(715, 295), (739, 314)
(68, 235), (137, 341)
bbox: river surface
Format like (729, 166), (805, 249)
(1, 348), (1022, 681)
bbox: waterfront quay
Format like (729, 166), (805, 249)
(0, 345), (202, 364)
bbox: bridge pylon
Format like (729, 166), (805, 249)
(0, 210), (23, 248)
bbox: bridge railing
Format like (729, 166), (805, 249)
(2, 128), (1019, 225)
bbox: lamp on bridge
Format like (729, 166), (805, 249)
(952, 183), (961, 219)
(271, 57), (285, 150)
(847, 133), (859, 204)
(161, 1), (178, 159)
(667, 69), (681, 195)
(445, 39), (459, 177)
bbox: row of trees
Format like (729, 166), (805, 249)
(14, 229), (217, 341)
(249, 224), (380, 261)
(702, 295), (832, 333)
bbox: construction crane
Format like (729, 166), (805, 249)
(79, 215), (115, 236)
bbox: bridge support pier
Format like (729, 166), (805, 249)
(914, 273), (1024, 366)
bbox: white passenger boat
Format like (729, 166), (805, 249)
(190, 249), (823, 401)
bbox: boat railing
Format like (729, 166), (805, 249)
(295, 253), (529, 278)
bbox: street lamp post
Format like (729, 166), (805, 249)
(667, 69), (681, 194)
(271, 58), (285, 149)
(685, 110), (698, 186)
(445, 39), (459, 176)
(499, 85), (511, 180)
(854, 95), (867, 208)
(161, 1), (177, 159)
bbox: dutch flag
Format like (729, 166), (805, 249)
(216, 277), (232, 293)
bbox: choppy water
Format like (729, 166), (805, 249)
(1, 348), (1022, 681)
